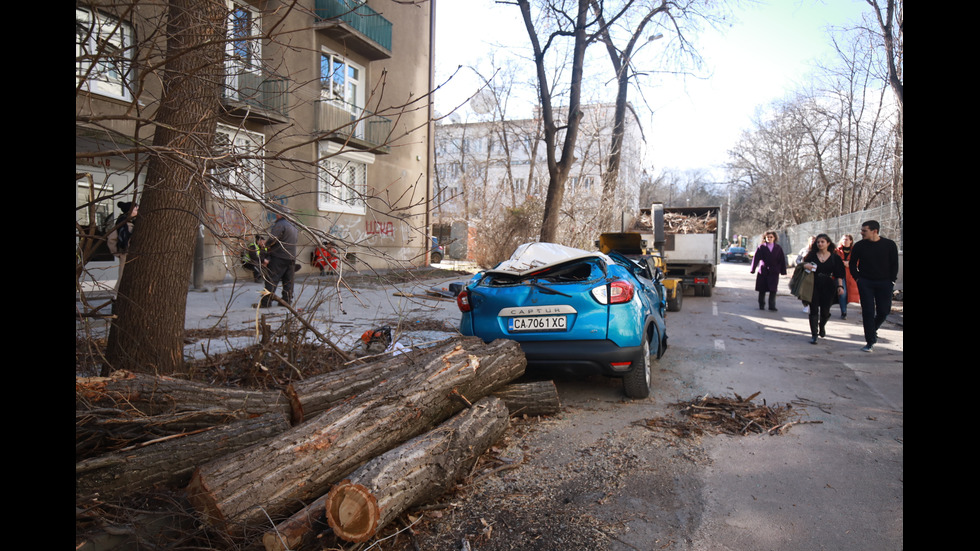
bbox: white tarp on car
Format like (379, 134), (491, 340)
(489, 242), (612, 275)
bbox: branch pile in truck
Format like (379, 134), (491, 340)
(662, 211), (718, 234)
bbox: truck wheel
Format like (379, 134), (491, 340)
(702, 283), (712, 297)
(623, 338), (652, 399)
(667, 286), (683, 312)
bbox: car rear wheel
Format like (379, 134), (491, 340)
(430, 252), (443, 264)
(623, 337), (652, 399)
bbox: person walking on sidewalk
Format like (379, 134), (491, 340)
(850, 220), (899, 352)
(260, 207), (298, 308)
(751, 231), (787, 311)
(801, 234), (846, 344)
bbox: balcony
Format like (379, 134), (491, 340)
(314, 0), (392, 60)
(221, 71), (289, 124)
(315, 99), (391, 153)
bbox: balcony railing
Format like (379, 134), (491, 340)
(222, 70), (288, 120)
(315, 99), (391, 152)
(315, 0), (392, 57)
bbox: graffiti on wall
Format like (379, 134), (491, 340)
(365, 220), (395, 237)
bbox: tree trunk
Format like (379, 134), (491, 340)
(187, 337), (526, 535)
(284, 344), (448, 424)
(76, 370), (291, 418)
(494, 380), (562, 417)
(76, 412), (290, 500)
(263, 396), (509, 550)
(105, 0), (225, 375)
(76, 371), (292, 457)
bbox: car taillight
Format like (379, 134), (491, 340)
(591, 280), (634, 304)
(457, 289), (472, 312)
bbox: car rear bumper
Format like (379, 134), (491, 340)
(516, 339), (643, 378)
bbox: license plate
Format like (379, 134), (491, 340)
(508, 315), (566, 332)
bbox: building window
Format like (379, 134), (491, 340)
(225, 1), (262, 97)
(76, 179), (115, 231)
(318, 142), (374, 214)
(213, 124), (265, 200)
(321, 50), (363, 108)
(76, 8), (134, 101)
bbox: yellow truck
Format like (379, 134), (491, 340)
(596, 231), (684, 312)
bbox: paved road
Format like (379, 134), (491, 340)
(664, 261), (903, 550)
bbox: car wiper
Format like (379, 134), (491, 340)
(531, 280), (572, 297)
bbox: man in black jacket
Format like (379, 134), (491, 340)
(850, 220), (899, 352)
(260, 207), (298, 307)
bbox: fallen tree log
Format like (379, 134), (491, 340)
(493, 380), (561, 417)
(262, 396), (509, 550)
(76, 412), (290, 500)
(187, 337), (526, 535)
(284, 345), (438, 424)
(76, 407), (256, 459)
(76, 370), (291, 418)
(76, 371), (292, 458)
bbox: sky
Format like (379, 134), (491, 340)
(433, 0), (872, 181)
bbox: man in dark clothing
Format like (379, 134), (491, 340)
(260, 208), (298, 307)
(850, 220), (899, 352)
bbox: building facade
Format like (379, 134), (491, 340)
(76, 0), (435, 288)
(433, 103), (644, 256)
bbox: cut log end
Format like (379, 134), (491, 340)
(325, 480), (380, 543)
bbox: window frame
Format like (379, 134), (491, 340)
(320, 48), (365, 111)
(318, 142), (374, 215)
(76, 7), (135, 102)
(225, 1), (263, 97)
(213, 123), (266, 202)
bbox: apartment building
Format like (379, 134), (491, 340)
(433, 103), (644, 256)
(76, 0), (435, 287)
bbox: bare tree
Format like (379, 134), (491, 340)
(78, 1), (439, 375)
(515, 0), (594, 243)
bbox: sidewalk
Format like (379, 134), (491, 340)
(77, 267), (473, 363)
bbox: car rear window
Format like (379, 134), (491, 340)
(481, 258), (604, 286)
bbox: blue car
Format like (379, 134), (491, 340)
(457, 243), (667, 398)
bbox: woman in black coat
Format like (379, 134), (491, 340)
(750, 231), (787, 311)
(802, 233), (846, 344)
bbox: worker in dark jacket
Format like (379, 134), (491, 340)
(850, 220), (899, 352)
(750, 231), (788, 311)
(260, 208), (298, 307)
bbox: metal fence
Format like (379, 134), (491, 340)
(750, 201), (904, 289)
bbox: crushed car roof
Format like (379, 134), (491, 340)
(487, 242), (614, 276)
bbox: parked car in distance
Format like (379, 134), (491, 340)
(457, 243), (667, 398)
(430, 237), (444, 264)
(721, 245), (749, 263)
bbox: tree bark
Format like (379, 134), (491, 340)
(262, 396), (509, 550)
(494, 380), (562, 417)
(284, 343), (449, 424)
(76, 370), (291, 418)
(76, 370), (292, 457)
(76, 412), (290, 500)
(187, 337), (526, 535)
(105, 0), (225, 375)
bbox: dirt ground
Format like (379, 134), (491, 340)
(374, 361), (711, 551)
